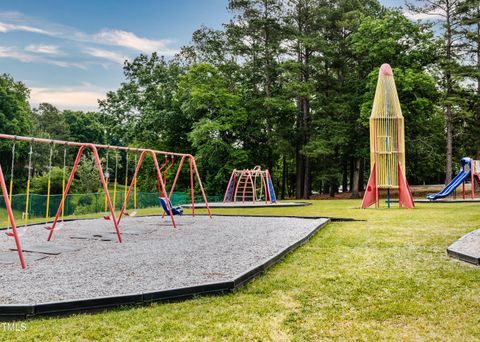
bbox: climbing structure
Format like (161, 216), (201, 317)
(361, 64), (414, 209)
(224, 166), (277, 204)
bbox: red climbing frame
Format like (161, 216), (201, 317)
(0, 133), (212, 269)
(224, 166), (274, 204)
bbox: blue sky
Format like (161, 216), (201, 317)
(0, 0), (405, 111)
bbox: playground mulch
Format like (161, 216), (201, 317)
(0, 215), (328, 308)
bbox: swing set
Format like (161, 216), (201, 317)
(0, 133), (212, 269)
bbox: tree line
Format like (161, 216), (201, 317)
(1, 0), (479, 199)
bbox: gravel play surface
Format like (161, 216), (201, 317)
(0, 215), (328, 305)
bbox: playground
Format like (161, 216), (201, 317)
(0, 62), (477, 337)
(1, 200), (479, 340)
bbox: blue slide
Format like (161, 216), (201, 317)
(427, 157), (471, 200)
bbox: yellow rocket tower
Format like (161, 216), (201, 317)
(361, 64), (414, 209)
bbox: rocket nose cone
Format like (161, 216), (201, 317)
(380, 63), (393, 76)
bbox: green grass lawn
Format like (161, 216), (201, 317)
(4, 200), (480, 340)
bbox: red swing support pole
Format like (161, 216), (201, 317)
(47, 144), (122, 242)
(118, 150), (177, 228)
(0, 164), (26, 269)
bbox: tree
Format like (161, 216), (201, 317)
(177, 63), (249, 194)
(353, 10), (443, 185)
(64, 110), (104, 144)
(0, 74), (32, 159)
(408, 0), (464, 183)
(32, 103), (69, 140)
(457, 0), (480, 159)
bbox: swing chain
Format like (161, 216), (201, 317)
(47, 141), (54, 172)
(27, 140), (33, 174)
(10, 139), (16, 180)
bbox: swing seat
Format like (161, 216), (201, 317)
(159, 197), (183, 216)
(104, 215), (111, 220)
(44, 223), (64, 231)
(5, 227), (28, 238)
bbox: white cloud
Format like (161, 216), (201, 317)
(0, 22), (54, 35)
(0, 45), (86, 69)
(91, 29), (176, 55)
(25, 44), (62, 55)
(0, 46), (35, 62)
(403, 9), (445, 21)
(0, 11), (178, 56)
(29, 85), (107, 111)
(84, 47), (128, 64)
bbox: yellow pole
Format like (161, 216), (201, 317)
(104, 150), (109, 213)
(7, 141), (15, 227)
(24, 178), (30, 226)
(45, 144), (53, 221)
(61, 145), (67, 220)
(134, 154), (137, 210)
(24, 142), (33, 226)
(124, 153), (128, 207)
(112, 149), (118, 211)
(46, 177), (51, 220)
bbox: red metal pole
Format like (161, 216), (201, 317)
(118, 151), (146, 225)
(91, 145), (122, 242)
(242, 171), (248, 203)
(462, 180), (466, 200)
(118, 150), (176, 227)
(472, 162), (475, 200)
(47, 146), (85, 241)
(234, 171), (242, 204)
(264, 172), (270, 203)
(223, 170), (235, 202)
(47, 145), (122, 242)
(162, 156), (186, 219)
(0, 133), (192, 158)
(250, 171), (255, 204)
(189, 156), (195, 216)
(0, 164), (26, 269)
(156, 155), (169, 195)
(152, 151), (176, 228)
(191, 156), (212, 218)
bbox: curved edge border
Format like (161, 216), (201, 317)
(0, 217), (330, 320)
(447, 248), (480, 266)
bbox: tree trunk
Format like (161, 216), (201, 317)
(296, 149), (304, 199)
(445, 3), (453, 184)
(351, 158), (361, 198)
(329, 177), (337, 197)
(281, 155), (287, 200)
(359, 158), (365, 191)
(302, 96), (311, 199)
(342, 161), (348, 193)
(477, 18), (480, 160)
(445, 105), (453, 183)
(349, 160), (354, 192)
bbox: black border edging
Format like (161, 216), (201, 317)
(0, 217), (330, 320)
(447, 248), (480, 266)
(197, 213), (363, 222)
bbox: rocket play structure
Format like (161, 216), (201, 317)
(427, 158), (480, 200)
(224, 166), (277, 204)
(361, 64), (414, 209)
